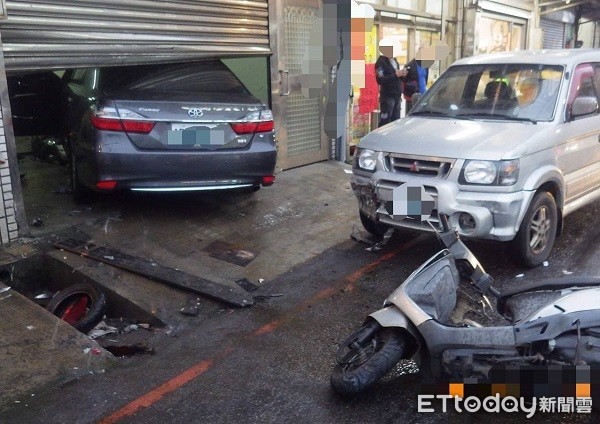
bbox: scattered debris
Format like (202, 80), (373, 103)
(26, 325), (35, 330)
(367, 227), (395, 252)
(543, 261), (549, 267)
(88, 321), (119, 340)
(138, 323), (151, 330)
(253, 293), (283, 301)
(203, 240), (256, 267)
(563, 269), (574, 275)
(123, 324), (139, 332)
(343, 169), (353, 174)
(103, 255), (115, 260)
(351, 225), (376, 246)
(31, 218), (44, 228)
(258, 279), (265, 284)
(104, 343), (153, 357)
(0, 286), (10, 294)
(31, 291), (55, 307)
(180, 304), (200, 317)
(516, 274), (524, 278)
(83, 347), (91, 354)
(236, 278), (259, 292)
(53, 185), (71, 194)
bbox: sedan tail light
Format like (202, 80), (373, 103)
(231, 110), (274, 135)
(90, 104), (155, 134)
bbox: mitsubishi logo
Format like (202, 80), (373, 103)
(409, 161), (420, 172)
(187, 108), (203, 118)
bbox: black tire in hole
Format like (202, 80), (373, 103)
(46, 283), (107, 334)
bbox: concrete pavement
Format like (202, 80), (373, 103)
(0, 160), (361, 409)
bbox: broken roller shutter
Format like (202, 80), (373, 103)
(0, 0), (271, 72)
(540, 18), (565, 49)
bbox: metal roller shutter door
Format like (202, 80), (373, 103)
(0, 0), (271, 72)
(540, 18), (564, 49)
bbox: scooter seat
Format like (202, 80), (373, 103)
(497, 276), (600, 319)
(503, 291), (563, 323)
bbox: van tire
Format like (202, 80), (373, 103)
(513, 191), (557, 268)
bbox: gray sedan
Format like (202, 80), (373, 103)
(62, 60), (276, 203)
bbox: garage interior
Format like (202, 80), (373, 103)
(0, 0), (274, 236)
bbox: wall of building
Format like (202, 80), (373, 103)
(0, 37), (25, 243)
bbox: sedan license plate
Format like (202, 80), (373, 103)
(167, 124), (224, 146)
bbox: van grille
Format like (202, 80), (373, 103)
(386, 154), (453, 178)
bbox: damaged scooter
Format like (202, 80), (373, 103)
(330, 213), (600, 395)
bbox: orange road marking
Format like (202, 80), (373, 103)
(99, 235), (425, 423)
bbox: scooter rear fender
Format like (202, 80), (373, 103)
(368, 306), (423, 358)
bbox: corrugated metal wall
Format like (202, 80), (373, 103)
(0, 0), (271, 72)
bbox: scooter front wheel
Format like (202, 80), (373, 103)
(330, 322), (406, 395)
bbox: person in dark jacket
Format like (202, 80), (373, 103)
(375, 44), (408, 127)
(403, 58), (428, 113)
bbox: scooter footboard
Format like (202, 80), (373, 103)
(368, 306), (422, 358)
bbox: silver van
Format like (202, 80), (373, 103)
(352, 49), (600, 267)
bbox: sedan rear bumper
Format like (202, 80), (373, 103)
(80, 135), (277, 191)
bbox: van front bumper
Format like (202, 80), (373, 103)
(352, 171), (535, 241)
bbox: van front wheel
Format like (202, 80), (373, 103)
(513, 191), (557, 268)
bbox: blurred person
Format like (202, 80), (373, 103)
(375, 38), (408, 127)
(403, 53), (429, 113)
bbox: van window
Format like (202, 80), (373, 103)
(411, 64), (563, 122)
(567, 63), (598, 120)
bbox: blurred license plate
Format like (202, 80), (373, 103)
(167, 124), (224, 146)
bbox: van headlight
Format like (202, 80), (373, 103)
(355, 148), (379, 172)
(460, 160), (519, 186)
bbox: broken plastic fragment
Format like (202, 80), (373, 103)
(83, 348), (91, 354)
(104, 255), (115, 260)
(516, 274), (524, 278)
(26, 325), (35, 330)
(543, 261), (549, 267)
(562, 269), (574, 275)
(253, 293), (283, 301)
(0, 286), (11, 294)
(343, 169), (352, 174)
(367, 227), (395, 252)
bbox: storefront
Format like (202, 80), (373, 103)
(471, 1), (532, 56)
(539, 11), (575, 49)
(351, 1), (446, 146)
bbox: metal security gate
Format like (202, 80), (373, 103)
(270, 0), (328, 170)
(0, 0), (271, 72)
(540, 18), (565, 49)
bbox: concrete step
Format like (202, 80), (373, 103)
(45, 250), (219, 327)
(0, 282), (113, 409)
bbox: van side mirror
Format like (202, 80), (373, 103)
(571, 96), (598, 119)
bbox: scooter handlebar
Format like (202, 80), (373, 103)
(439, 213), (450, 232)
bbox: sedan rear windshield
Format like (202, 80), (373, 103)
(411, 64), (564, 122)
(99, 60), (249, 94)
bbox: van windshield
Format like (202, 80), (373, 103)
(410, 64), (564, 122)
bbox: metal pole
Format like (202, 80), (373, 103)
(441, 0), (446, 42)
